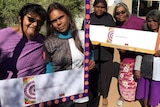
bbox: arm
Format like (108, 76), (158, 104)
(134, 55), (142, 80)
(44, 46), (53, 73)
(154, 50), (160, 57)
(88, 39), (95, 70)
(118, 49), (127, 53)
(89, 50), (95, 70)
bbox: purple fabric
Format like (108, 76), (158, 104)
(135, 77), (150, 100)
(117, 15), (145, 30)
(0, 27), (45, 79)
(149, 81), (160, 106)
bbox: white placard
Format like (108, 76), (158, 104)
(90, 25), (159, 54)
(90, 25), (109, 43)
(112, 28), (158, 51)
(0, 68), (84, 107)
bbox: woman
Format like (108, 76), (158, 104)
(82, 0), (118, 107)
(0, 3), (46, 79)
(44, 2), (95, 107)
(113, 2), (145, 106)
(134, 9), (160, 107)
(0, 3), (46, 107)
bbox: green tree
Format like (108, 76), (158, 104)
(0, 0), (84, 28)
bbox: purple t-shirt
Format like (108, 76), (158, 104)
(0, 27), (45, 79)
(117, 15), (145, 30)
(116, 15), (145, 60)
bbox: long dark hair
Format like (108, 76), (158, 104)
(46, 2), (83, 53)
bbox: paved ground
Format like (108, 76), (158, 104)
(98, 77), (141, 107)
(98, 49), (160, 107)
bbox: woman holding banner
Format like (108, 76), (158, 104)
(44, 2), (95, 107)
(134, 9), (160, 107)
(81, 0), (119, 107)
(113, 2), (145, 106)
(0, 3), (47, 107)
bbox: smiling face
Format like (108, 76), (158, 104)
(21, 13), (43, 40)
(115, 6), (128, 23)
(49, 9), (69, 33)
(94, 2), (106, 16)
(147, 18), (159, 32)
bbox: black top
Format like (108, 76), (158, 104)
(141, 54), (153, 79)
(82, 12), (116, 61)
(90, 12), (116, 27)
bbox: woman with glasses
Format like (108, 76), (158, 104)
(113, 2), (144, 106)
(0, 3), (46, 79)
(0, 3), (46, 106)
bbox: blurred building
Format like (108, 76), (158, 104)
(106, 0), (160, 17)
(76, 0), (160, 29)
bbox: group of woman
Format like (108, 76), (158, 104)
(113, 2), (160, 107)
(87, 0), (160, 107)
(86, 0), (144, 107)
(0, 0), (160, 107)
(0, 1), (94, 107)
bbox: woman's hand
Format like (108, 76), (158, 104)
(155, 50), (160, 57)
(134, 70), (141, 80)
(88, 60), (95, 70)
(118, 49), (126, 53)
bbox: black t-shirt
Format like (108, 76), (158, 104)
(81, 12), (116, 29)
(82, 12), (116, 61)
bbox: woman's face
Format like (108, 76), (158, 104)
(49, 9), (69, 33)
(147, 18), (159, 32)
(22, 13), (43, 40)
(115, 6), (128, 22)
(94, 2), (106, 16)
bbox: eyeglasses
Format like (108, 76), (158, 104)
(115, 10), (126, 16)
(27, 16), (43, 26)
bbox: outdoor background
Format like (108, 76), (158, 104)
(0, 0), (160, 107)
(0, 0), (84, 34)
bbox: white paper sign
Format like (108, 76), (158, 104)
(90, 25), (159, 54)
(90, 25), (109, 43)
(153, 57), (160, 81)
(0, 68), (84, 107)
(112, 28), (158, 51)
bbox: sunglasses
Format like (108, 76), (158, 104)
(27, 16), (43, 26)
(115, 10), (126, 16)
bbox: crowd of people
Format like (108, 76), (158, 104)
(0, 0), (160, 107)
